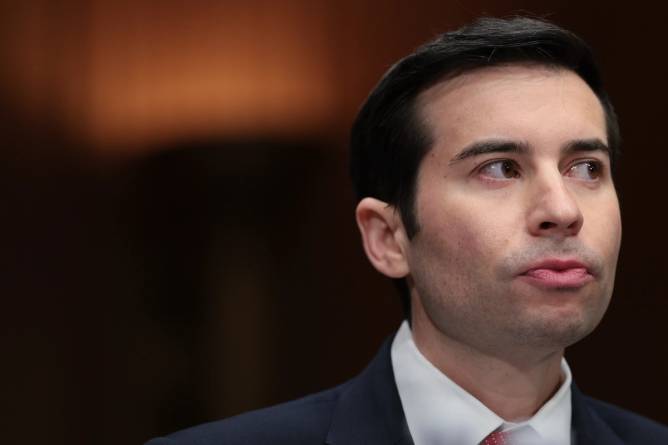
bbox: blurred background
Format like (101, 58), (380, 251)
(2, 1), (666, 444)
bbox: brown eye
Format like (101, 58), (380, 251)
(567, 161), (602, 181)
(479, 160), (520, 180)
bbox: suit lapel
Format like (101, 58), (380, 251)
(571, 383), (624, 445)
(326, 340), (628, 445)
(325, 337), (414, 445)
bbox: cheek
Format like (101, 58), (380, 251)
(582, 195), (622, 257)
(419, 196), (515, 266)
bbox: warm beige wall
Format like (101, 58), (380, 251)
(1, 0), (538, 156)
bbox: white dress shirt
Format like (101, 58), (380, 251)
(391, 321), (573, 445)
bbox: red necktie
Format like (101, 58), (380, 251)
(480, 430), (508, 445)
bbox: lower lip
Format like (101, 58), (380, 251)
(519, 267), (593, 289)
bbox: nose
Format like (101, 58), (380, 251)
(527, 173), (583, 238)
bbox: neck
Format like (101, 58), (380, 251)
(410, 307), (565, 421)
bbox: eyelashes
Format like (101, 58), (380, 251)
(477, 159), (520, 180)
(565, 160), (603, 181)
(475, 158), (605, 182)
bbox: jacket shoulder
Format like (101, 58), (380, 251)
(145, 383), (349, 445)
(584, 395), (668, 443)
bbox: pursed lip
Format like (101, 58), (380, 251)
(518, 258), (594, 289)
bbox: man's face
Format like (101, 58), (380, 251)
(405, 65), (621, 355)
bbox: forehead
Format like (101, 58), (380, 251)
(416, 64), (607, 156)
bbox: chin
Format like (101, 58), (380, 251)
(508, 281), (612, 347)
(513, 307), (605, 350)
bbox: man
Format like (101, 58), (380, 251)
(146, 17), (668, 445)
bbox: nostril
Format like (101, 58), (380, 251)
(539, 221), (555, 230)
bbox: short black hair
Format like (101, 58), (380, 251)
(349, 16), (620, 321)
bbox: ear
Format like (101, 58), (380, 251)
(355, 197), (410, 278)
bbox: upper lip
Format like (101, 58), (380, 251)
(521, 258), (591, 274)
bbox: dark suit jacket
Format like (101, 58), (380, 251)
(146, 338), (668, 444)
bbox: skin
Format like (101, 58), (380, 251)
(356, 64), (622, 420)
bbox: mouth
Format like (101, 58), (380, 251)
(518, 258), (594, 289)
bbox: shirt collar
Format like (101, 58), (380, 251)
(391, 321), (572, 445)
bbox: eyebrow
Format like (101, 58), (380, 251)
(449, 139), (529, 164)
(448, 137), (611, 165)
(562, 138), (611, 158)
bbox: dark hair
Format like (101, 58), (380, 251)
(349, 16), (620, 321)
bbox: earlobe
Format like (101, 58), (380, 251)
(355, 197), (410, 278)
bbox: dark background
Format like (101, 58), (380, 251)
(2, 1), (666, 444)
